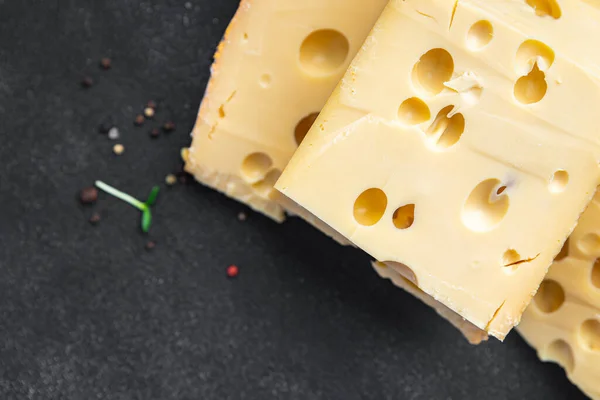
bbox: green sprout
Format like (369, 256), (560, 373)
(95, 180), (160, 233)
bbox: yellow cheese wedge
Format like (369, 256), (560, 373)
(518, 190), (600, 400)
(375, 190), (600, 395)
(185, 0), (388, 222)
(276, 0), (600, 339)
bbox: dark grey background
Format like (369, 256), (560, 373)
(0, 1), (585, 399)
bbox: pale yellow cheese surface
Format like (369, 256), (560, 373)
(185, 0), (388, 221)
(518, 189), (600, 400)
(373, 219), (600, 397)
(276, 0), (600, 339)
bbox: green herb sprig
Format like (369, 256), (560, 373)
(95, 180), (160, 233)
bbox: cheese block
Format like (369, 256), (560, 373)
(377, 190), (600, 393)
(276, 0), (600, 339)
(185, 0), (388, 222)
(518, 189), (600, 400)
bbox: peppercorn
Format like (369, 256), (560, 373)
(80, 187), (98, 204)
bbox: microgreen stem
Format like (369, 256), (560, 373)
(95, 180), (147, 211)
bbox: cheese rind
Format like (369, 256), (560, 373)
(185, 0), (388, 221)
(276, 0), (600, 339)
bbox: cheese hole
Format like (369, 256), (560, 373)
(295, 112), (319, 146)
(580, 319), (600, 351)
(525, 0), (562, 19)
(578, 233), (600, 256)
(400, 276), (420, 293)
(426, 106), (465, 149)
(353, 188), (388, 226)
(549, 170), (568, 193)
(398, 98), (431, 125)
(392, 204), (415, 229)
(593, 187), (600, 204)
(502, 250), (540, 272)
(466, 20), (494, 51)
(554, 238), (570, 262)
(241, 152), (273, 183)
(412, 48), (454, 96)
(374, 261), (387, 269)
(592, 259), (600, 289)
(462, 179), (509, 232)
(259, 74), (272, 88)
(384, 261), (418, 286)
(544, 340), (574, 373)
(299, 29), (349, 76)
(252, 169), (282, 198)
(502, 249), (521, 266)
(534, 280), (565, 313)
(516, 40), (555, 75)
(514, 64), (547, 105)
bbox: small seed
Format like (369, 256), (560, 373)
(145, 241), (156, 250)
(108, 127), (120, 140)
(134, 114), (145, 126)
(89, 213), (101, 225)
(226, 265), (239, 278)
(146, 100), (157, 109)
(80, 187), (98, 204)
(113, 144), (125, 155)
(180, 148), (189, 163)
(100, 58), (111, 70)
(165, 174), (177, 186)
(162, 121), (175, 132)
(150, 128), (160, 138)
(144, 107), (155, 119)
(237, 212), (247, 221)
(81, 77), (93, 88)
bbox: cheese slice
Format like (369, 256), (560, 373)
(377, 190), (600, 394)
(518, 189), (600, 400)
(185, 0), (388, 222)
(276, 0), (600, 339)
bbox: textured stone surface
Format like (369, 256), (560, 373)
(0, 1), (585, 399)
